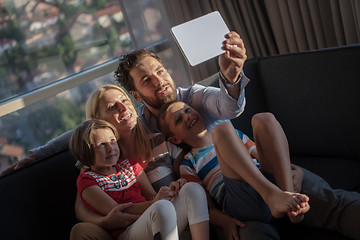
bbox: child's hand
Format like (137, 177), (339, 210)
(169, 178), (187, 196)
(153, 186), (175, 202)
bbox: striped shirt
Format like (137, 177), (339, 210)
(180, 130), (257, 205)
(77, 159), (146, 216)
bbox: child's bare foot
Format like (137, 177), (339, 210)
(288, 201), (310, 223)
(265, 190), (309, 219)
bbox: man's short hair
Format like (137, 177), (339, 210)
(114, 48), (163, 92)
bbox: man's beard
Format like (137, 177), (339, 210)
(138, 85), (177, 110)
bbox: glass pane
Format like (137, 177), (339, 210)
(0, 0), (132, 102)
(0, 72), (115, 173)
(122, 0), (168, 48)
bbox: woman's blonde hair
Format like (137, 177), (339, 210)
(85, 84), (153, 161)
(69, 119), (119, 167)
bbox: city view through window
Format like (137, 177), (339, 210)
(0, 0), (132, 101)
(0, 0), (188, 173)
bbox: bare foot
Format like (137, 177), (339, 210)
(288, 201), (310, 223)
(266, 190), (309, 219)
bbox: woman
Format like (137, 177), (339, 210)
(71, 84), (209, 240)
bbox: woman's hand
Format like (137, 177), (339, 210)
(0, 152), (37, 176)
(101, 203), (140, 230)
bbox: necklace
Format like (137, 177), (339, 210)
(110, 174), (128, 189)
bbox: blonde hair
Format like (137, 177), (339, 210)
(85, 84), (153, 161)
(69, 119), (119, 167)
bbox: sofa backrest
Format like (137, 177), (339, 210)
(231, 44), (360, 160)
(258, 44), (360, 161)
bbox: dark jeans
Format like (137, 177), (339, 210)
(236, 167), (360, 240)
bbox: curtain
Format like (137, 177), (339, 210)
(162, 0), (360, 59)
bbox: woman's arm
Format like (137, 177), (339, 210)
(0, 152), (37, 176)
(81, 185), (154, 220)
(1, 129), (74, 176)
(31, 129), (75, 160)
(75, 193), (139, 230)
(81, 186), (120, 215)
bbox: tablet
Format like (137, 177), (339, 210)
(170, 11), (229, 66)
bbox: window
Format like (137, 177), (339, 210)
(0, 0), (133, 101)
(0, 0), (192, 173)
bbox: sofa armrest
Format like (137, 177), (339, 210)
(0, 150), (79, 240)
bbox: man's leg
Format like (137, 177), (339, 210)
(301, 167), (360, 239)
(238, 221), (280, 240)
(70, 222), (112, 240)
(213, 221), (280, 240)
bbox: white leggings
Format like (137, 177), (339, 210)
(118, 182), (209, 240)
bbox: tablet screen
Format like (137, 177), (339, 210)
(170, 11), (229, 66)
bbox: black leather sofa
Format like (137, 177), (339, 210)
(1, 44), (359, 240)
